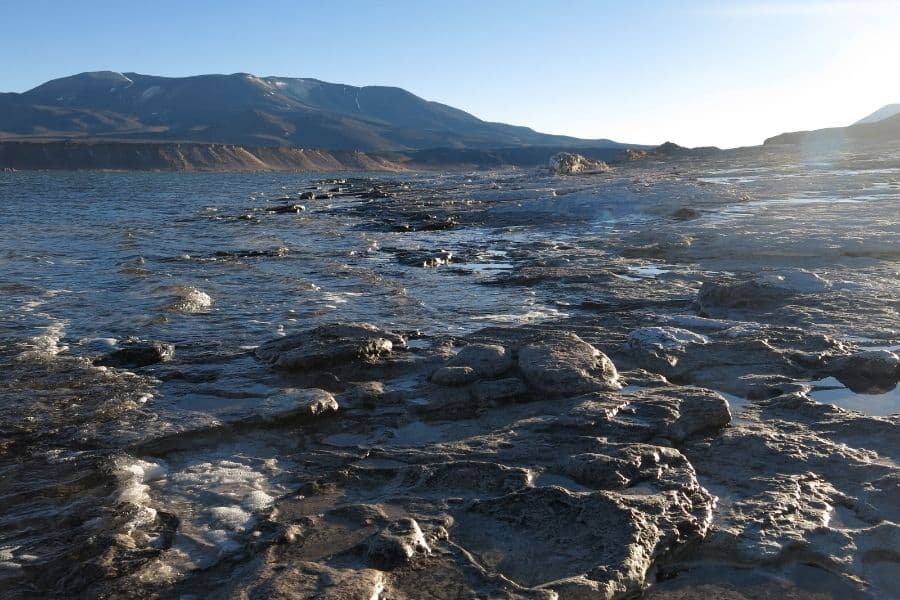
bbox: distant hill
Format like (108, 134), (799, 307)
(0, 71), (631, 152)
(764, 113), (900, 146)
(855, 104), (900, 125)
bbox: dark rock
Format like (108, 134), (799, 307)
(255, 322), (405, 370)
(672, 207), (699, 220)
(392, 249), (456, 268)
(448, 343), (513, 377)
(653, 141), (689, 155)
(213, 247), (289, 259)
(431, 365), (478, 386)
(346, 381), (387, 408)
(93, 341), (174, 368)
(417, 216), (457, 231)
(266, 203), (305, 214)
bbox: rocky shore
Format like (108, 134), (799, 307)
(1, 144), (898, 598)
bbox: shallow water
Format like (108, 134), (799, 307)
(807, 376), (900, 416)
(0, 171), (647, 347)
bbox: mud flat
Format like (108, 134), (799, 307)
(0, 143), (898, 598)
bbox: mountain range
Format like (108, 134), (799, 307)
(1, 71), (897, 171)
(0, 71), (627, 152)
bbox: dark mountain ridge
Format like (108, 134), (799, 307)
(0, 71), (629, 152)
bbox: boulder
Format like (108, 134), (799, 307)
(347, 381), (387, 408)
(431, 343), (513, 386)
(247, 388), (338, 424)
(255, 322), (404, 370)
(548, 152), (610, 176)
(828, 350), (900, 393)
(447, 343), (513, 377)
(518, 332), (620, 395)
(93, 341), (174, 368)
(431, 365), (478, 386)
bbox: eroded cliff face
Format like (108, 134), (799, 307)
(0, 141), (409, 172)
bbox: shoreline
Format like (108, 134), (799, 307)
(0, 139), (669, 173)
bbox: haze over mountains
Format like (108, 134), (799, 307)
(765, 105), (900, 146)
(855, 104), (900, 125)
(0, 71), (627, 152)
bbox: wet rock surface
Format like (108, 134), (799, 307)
(93, 340), (175, 368)
(255, 322), (406, 370)
(2, 146), (900, 598)
(443, 343), (513, 377)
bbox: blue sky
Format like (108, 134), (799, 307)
(2, 0), (899, 147)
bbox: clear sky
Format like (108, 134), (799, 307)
(2, 0), (900, 148)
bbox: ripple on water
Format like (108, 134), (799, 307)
(14, 322), (69, 362)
